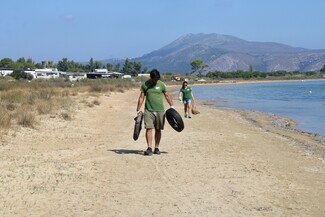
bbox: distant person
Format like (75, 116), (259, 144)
(136, 69), (174, 156)
(179, 81), (195, 118)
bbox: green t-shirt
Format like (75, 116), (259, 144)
(180, 87), (192, 100)
(141, 80), (167, 112)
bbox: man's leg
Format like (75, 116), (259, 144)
(154, 129), (161, 148)
(144, 128), (153, 155)
(146, 128), (153, 148)
(154, 129), (161, 155)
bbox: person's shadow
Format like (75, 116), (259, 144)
(109, 149), (144, 155)
(109, 149), (168, 155)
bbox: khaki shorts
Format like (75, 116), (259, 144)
(144, 110), (165, 129)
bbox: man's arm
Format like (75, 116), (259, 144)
(164, 92), (174, 107)
(136, 92), (145, 113)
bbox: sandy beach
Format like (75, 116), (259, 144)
(1, 87), (324, 217)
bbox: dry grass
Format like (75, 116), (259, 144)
(92, 99), (101, 106)
(0, 78), (137, 131)
(60, 112), (72, 121)
(36, 101), (53, 115)
(0, 107), (12, 129)
(16, 108), (36, 128)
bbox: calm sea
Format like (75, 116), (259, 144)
(192, 80), (325, 136)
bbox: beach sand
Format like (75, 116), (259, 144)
(1, 88), (324, 217)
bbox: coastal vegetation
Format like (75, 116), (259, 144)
(1, 57), (324, 81)
(0, 78), (136, 131)
(0, 57), (147, 75)
(205, 69), (323, 80)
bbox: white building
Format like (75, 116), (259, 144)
(94, 69), (108, 73)
(67, 72), (87, 81)
(122, 75), (132, 79)
(138, 73), (150, 77)
(0, 68), (14, 76)
(24, 68), (66, 79)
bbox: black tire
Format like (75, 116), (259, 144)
(165, 108), (184, 132)
(133, 112), (143, 141)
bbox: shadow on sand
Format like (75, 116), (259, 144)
(109, 149), (168, 155)
(109, 149), (144, 155)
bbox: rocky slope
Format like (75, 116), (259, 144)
(133, 33), (325, 73)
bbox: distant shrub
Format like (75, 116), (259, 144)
(89, 84), (104, 92)
(92, 99), (101, 105)
(60, 112), (71, 121)
(36, 101), (53, 115)
(9, 70), (33, 80)
(16, 109), (36, 128)
(5, 102), (18, 111)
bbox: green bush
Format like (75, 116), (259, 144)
(8, 70), (33, 80)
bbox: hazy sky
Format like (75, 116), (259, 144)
(1, 0), (324, 63)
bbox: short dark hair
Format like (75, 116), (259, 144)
(150, 69), (160, 80)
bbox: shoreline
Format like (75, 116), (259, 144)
(193, 99), (325, 161)
(186, 78), (325, 86)
(169, 84), (325, 161)
(235, 109), (325, 159)
(171, 79), (325, 147)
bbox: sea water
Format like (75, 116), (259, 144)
(193, 80), (325, 136)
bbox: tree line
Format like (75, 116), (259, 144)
(0, 57), (148, 75)
(189, 59), (325, 80)
(205, 70), (322, 80)
(1, 57), (325, 80)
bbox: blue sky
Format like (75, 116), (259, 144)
(1, 0), (324, 63)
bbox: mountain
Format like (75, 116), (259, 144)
(130, 33), (325, 73)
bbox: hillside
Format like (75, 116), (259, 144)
(103, 33), (325, 73)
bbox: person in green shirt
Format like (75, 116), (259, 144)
(179, 80), (195, 118)
(136, 69), (174, 156)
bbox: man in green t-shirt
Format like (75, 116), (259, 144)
(136, 69), (174, 156)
